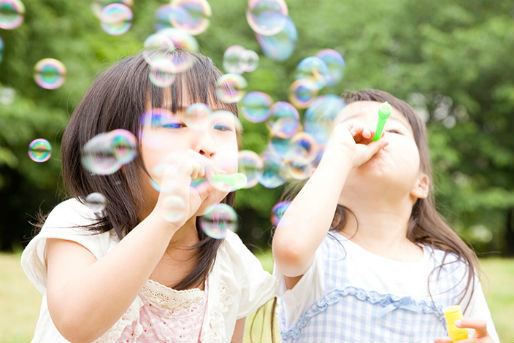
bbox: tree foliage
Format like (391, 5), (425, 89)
(0, 0), (513, 253)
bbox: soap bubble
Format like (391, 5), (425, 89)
(100, 3), (133, 36)
(271, 201), (290, 226)
(267, 135), (290, 158)
(200, 203), (238, 239)
(154, 4), (174, 31)
(34, 58), (67, 90)
(28, 138), (51, 163)
(266, 101), (300, 138)
(161, 195), (187, 222)
(223, 46), (259, 74)
(0, 35), (4, 62)
(246, 0), (288, 36)
(304, 95), (346, 145)
(85, 192), (107, 213)
(295, 56), (330, 90)
(110, 129), (137, 165)
(143, 32), (175, 65)
(289, 79), (318, 109)
(168, 0), (211, 35)
(238, 150), (263, 188)
(139, 108), (179, 149)
(155, 28), (199, 73)
(148, 57), (176, 87)
(223, 45), (247, 74)
(259, 151), (286, 188)
(241, 91), (273, 123)
(92, 0), (132, 18)
(185, 103), (211, 129)
(215, 74), (247, 103)
(316, 49), (345, 86)
(0, 0), (25, 30)
(256, 16), (297, 61)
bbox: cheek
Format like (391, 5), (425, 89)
(214, 136), (239, 173)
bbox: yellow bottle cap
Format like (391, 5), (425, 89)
(443, 305), (469, 342)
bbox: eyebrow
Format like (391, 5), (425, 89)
(341, 112), (410, 127)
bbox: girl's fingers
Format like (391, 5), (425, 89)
(433, 338), (453, 343)
(456, 319), (488, 338)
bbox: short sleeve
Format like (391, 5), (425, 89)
(461, 275), (500, 343)
(20, 199), (116, 294)
(222, 231), (276, 319)
(274, 240), (325, 329)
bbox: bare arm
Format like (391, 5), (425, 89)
(272, 122), (387, 286)
(46, 214), (178, 343)
(46, 151), (211, 343)
(231, 317), (246, 343)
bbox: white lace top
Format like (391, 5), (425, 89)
(21, 199), (276, 343)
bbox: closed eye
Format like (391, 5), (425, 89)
(386, 129), (402, 134)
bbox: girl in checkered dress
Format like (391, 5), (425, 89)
(272, 89), (499, 343)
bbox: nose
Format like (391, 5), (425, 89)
(194, 131), (215, 158)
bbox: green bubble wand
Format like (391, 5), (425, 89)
(192, 172), (248, 190)
(372, 101), (392, 141)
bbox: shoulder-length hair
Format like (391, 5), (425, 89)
(330, 89), (479, 310)
(59, 50), (238, 290)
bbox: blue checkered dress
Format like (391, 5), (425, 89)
(278, 233), (470, 343)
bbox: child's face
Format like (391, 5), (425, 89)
(335, 101), (428, 203)
(139, 97), (239, 217)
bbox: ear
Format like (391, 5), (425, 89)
(410, 173), (429, 199)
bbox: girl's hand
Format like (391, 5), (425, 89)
(434, 319), (494, 343)
(151, 150), (214, 229)
(323, 120), (389, 168)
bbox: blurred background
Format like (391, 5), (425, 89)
(0, 0), (513, 342)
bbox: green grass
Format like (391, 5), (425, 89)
(1, 252), (513, 343)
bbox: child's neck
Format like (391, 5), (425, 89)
(339, 195), (424, 262)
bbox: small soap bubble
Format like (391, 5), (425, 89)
(215, 74), (247, 103)
(0, 0), (25, 30)
(241, 49), (259, 73)
(259, 151), (286, 188)
(316, 49), (345, 86)
(289, 79), (318, 109)
(156, 28), (198, 73)
(304, 95), (345, 145)
(161, 195), (187, 222)
(256, 16), (297, 61)
(246, 0), (288, 36)
(295, 56), (330, 90)
(287, 132), (318, 163)
(238, 150), (263, 188)
(92, 0), (132, 18)
(110, 129), (137, 165)
(100, 3), (133, 36)
(185, 103), (211, 129)
(149, 162), (177, 192)
(81, 133), (121, 175)
(0, 35), (4, 63)
(266, 101), (300, 138)
(285, 157), (314, 180)
(267, 135), (290, 158)
(241, 91), (273, 123)
(154, 4), (174, 31)
(28, 138), (51, 163)
(271, 201), (290, 226)
(85, 192), (107, 212)
(169, 0), (211, 35)
(34, 58), (67, 90)
(148, 57), (175, 88)
(200, 203), (238, 239)
(223, 45), (247, 74)
(139, 108), (179, 149)
(143, 32), (175, 65)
